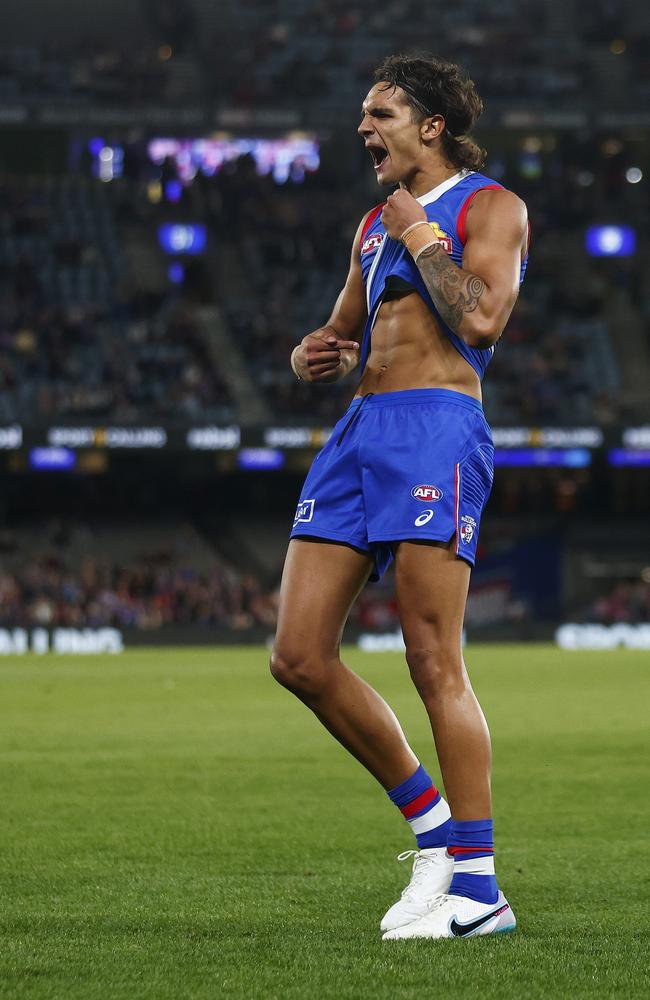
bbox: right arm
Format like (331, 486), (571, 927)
(291, 214), (370, 383)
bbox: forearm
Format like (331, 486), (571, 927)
(413, 242), (494, 347)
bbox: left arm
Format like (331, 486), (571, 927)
(381, 188), (528, 350)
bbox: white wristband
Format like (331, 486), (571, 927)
(400, 221), (432, 240)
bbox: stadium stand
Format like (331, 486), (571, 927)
(0, 175), (234, 422)
(0, 1), (648, 635)
(197, 0), (644, 112)
(0, 520), (277, 630)
(0, 126), (647, 425)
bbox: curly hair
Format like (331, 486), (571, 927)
(373, 53), (486, 171)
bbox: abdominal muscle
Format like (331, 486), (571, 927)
(354, 292), (482, 401)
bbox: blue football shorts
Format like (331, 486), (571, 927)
(289, 388), (494, 582)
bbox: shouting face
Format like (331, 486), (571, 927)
(358, 82), (442, 187)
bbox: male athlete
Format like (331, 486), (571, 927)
(271, 54), (529, 939)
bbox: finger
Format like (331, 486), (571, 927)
(309, 363), (340, 377)
(308, 351), (340, 365)
(335, 340), (359, 351)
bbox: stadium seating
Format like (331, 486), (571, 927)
(0, 519), (277, 629)
(0, 175), (234, 422)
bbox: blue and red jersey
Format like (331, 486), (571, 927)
(358, 169), (529, 380)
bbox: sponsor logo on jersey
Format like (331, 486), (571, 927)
(414, 509), (435, 526)
(427, 221), (453, 254)
(411, 484), (443, 502)
(361, 233), (384, 255)
(460, 514), (477, 543)
(294, 498), (315, 524)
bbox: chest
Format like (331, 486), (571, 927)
(360, 203), (464, 286)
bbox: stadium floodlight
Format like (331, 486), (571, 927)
(625, 167), (643, 184)
(158, 224), (207, 255)
(585, 225), (635, 257)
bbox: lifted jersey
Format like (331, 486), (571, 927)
(358, 169), (529, 380)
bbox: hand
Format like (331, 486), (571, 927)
(381, 189), (427, 241)
(298, 327), (359, 383)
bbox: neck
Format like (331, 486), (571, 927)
(400, 161), (460, 199)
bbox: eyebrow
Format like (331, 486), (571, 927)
(360, 104), (393, 117)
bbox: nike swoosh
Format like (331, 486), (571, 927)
(449, 902), (509, 937)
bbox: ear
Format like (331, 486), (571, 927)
(421, 114), (445, 142)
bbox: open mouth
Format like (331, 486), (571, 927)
(367, 144), (389, 170)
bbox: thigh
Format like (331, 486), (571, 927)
(275, 538), (374, 660)
(395, 539), (470, 652)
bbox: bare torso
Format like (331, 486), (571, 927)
(355, 291), (482, 401)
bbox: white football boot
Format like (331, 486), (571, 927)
(382, 890), (516, 940)
(380, 848), (454, 933)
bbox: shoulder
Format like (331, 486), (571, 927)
(357, 202), (385, 244)
(463, 187), (528, 240)
(468, 187), (527, 222)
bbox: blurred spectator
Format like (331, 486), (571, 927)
(584, 579), (650, 624)
(0, 554), (279, 631)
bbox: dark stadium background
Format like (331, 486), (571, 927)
(0, 0), (649, 652)
(1, 6), (650, 1000)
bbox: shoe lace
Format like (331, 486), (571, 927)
(396, 850), (442, 901)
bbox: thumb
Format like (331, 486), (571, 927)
(336, 340), (360, 350)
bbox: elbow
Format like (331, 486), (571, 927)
(464, 314), (502, 351)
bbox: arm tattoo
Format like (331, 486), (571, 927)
(416, 242), (485, 333)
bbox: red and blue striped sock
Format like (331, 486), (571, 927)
(447, 818), (498, 904)
(387, 764), (451, 848)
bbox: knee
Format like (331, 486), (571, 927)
(405, 640), (466, 703)
(269, 645), (330, 699)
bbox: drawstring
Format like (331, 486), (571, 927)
(336, 392), (374, 446)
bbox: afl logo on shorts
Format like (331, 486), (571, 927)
(411, 484), (443, 502)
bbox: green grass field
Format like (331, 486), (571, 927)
(1, 645), (648, 1000)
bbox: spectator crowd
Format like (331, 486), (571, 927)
(0, 554), (278, 631)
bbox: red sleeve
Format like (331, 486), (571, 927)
(359, 203), (384, 252)
(456, 185), (502, 245)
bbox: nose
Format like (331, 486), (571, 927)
(358, 114), (374, 138)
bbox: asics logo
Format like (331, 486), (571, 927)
(414, 509), (434, 526)
(449, 902), (509, 937)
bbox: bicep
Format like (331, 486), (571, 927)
(461, 191), (528, 312)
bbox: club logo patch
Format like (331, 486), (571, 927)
(427, 221), (453, 254)
(294, 499), (315, 524)
(460, 514), (477, 543)
(411, 484), (443, 502)
(414, 509), (434, 526)
(361, 233), (384, 255)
